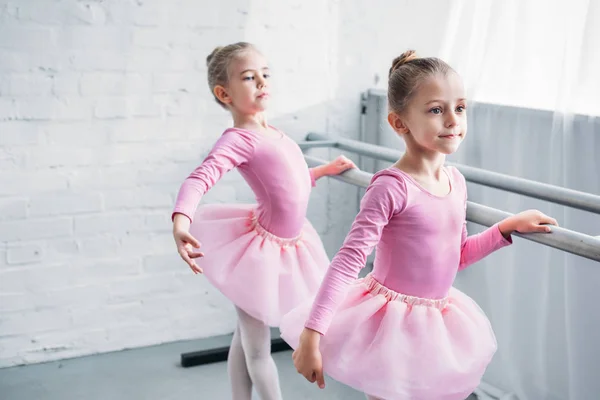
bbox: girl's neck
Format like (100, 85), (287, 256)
(232, 110), (268, 132)
(395, 148), (446, 179)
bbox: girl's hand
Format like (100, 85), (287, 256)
(499, 210), (558, 238)
(325, 155), (356, 176)
(173, 214), (204, 273)
(292, 328), (326, 389)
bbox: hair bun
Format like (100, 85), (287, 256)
(389, 50), (418, 77)
(206, 46), (224, 67)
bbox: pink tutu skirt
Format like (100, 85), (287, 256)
(280, 273), (497, 400)
(189, 204), (330, 327)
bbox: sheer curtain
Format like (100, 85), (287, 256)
(437, 1), (600, 399)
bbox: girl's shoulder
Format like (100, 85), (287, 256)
(365, 167), (410, 212)
(218, 127), (263, 148)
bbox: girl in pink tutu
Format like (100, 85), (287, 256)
(280, 50), (558, 400)
(171, 42), (355, 400)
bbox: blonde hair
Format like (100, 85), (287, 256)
(206, 42), (257, 107)
(388, 50), (453, 114)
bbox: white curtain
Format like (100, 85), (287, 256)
(438, 1), (600, 399)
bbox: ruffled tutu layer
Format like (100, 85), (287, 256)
(189, 203), (330, 327)
(280, 274), (497, 399)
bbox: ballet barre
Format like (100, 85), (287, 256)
(304, 155), (600, 263)
(300, 133), (600, 216)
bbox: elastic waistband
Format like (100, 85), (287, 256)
(361, 273), (449, 310)
(248, 209), (302, 247)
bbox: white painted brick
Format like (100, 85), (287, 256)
(0, 73), (53, 96)
(0, 2), (18, 21)
(153, 73), (205, 93)
(142, 253), (181, 274)
(52, 73), (81, 96)
(43, 122), (109, 146)
(0, 27), (56, 50)
(0, 122), (43, 146)
(0, 294), (37, 313)
(13, 328), (109, 364)
(0, 171), (69, 196)
(118, 233), (173, 256)
(70, 302), (144, 330)
(144, 212), (171, 233)
(106, 118), (202, 143)
(0, 198), (27, 221)
(57, 26), (132, 49)
(45, 238), (80, 261)
(15, 97), (93, 121)
(6, 243), (43, 265)
(0, 248), (7, 269)
(106, 1), (169, 27)
(0, 217), (72, 242)
(0, 98), (17, 120)
(78, 235), (121, 258)
(124, 49), (195, 72)
(162, 93), (204, 117)
(130, 96), (165, 117)
(173, 273), (222, 297)
(4, 239), (79, 267)
(109, 275), (183, 302)
(137, 164), (188, 185)
(80, 73), (152, 96)
(132, 28), (172, 49)
(104, 187), (172, 210)
(3, 259), (141, 294)
(69, 50), (128, 72)
(0, 270), (27, 293)
(0, 309), (72, 336)
(106, 119), (164, 142)
(0, 331), (112, 367)
(37, 285), (110, 310)
(74, 212), (146, 236)
(67, 167), (138, 190)
(0, 147), (27, 171)
(0, 265), (71, 294)
(168, 4), (222, 28)
(29, 192), (103, 217)
(104, 324), (169, 351)
(0, 50), (66, 73)
(77, 258), (142, 285)
(16, 1), (107, 25)
(0, 337), (40, 363)
(93, 96), (162, 119)
(27, 146), (96, 169)
(161, 141), (212, 164)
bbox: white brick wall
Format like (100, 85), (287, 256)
(0, 0), (448, 367)
(0, 0), (335, 368)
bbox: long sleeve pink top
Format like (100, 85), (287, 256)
(305, 166), (512, 335)
(173, 127), (316, 239)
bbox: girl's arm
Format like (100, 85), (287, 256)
(309, 155), (356, 186)
(304, 174), (404, 335)
(457, 171), (556, 270)
(172, 130), (257, 222)
(458, 221), (512, 271)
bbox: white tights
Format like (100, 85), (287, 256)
(227, 306), (282, 400)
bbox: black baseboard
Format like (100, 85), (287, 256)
(181, 337), (291, 368)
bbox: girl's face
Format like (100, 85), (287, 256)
(215, 50), (271, 114)
(390, 72), (467, 156)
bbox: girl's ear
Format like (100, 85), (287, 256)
(214, 85), (232, 105)
(387, 112), (410, 135)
